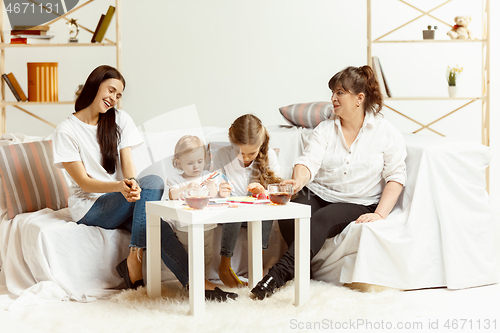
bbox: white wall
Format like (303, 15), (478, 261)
(2, 0), (499, 209)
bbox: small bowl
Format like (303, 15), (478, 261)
(267, 184), (293, 205)
(183, 188), (210, 210)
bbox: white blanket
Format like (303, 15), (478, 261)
(0, 208), (129, 309)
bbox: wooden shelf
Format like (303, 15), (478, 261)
(373, 39), (486, 44)
(0, 42), (116, 48)
(386, 97), (483, 101)
(0, 101), (75, 106)
(0, 0), (122, 134)
(367, 0), (490, 189)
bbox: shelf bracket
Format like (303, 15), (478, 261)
(384, 99), (478, 137)
(383, 103), (444, 137)
(13, 105), (56, 128)
(374, 0), (453, 41)
(412, 100), (477, 135)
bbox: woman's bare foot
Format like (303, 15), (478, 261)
(219, 256), (245, 288)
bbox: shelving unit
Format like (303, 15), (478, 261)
(0, 0), (122, 134)
(367, 0), (490, 186)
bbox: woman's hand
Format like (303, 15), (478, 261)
(218, 181), (232, 198)
(355, 212), (384, 224)
(281, 179), (301, 194)
(121, 179), (141, 202)
(247, 182), (265, 195)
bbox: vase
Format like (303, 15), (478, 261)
(448, 85), (458, 97)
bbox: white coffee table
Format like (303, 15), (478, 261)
(145, 200), (311, 316)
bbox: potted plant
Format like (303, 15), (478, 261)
(423, 25), (438, 39)
(446, 65), (463, 97)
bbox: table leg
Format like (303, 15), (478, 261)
(248, 221), (262, 288)
(294, 217), (310, 306)
(146, 211), (161, 298)
(188, 223), (205, 316)
(248, 220), (263, 288)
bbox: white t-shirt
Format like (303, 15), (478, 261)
(166, 170), (218, 232)
(52, 109), (144, 222)
(212, 145), (281, 196)
(295, 112), (406, 205)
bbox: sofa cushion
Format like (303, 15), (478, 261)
(0, 140), (69, 219)
(279, 101), (333, 128)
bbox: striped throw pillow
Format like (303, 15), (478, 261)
(279, 102), (333, 128)
(0, 140), (69, 219)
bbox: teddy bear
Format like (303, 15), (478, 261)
(447, 16), (474, 40)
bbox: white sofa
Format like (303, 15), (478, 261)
(0, 116), (497, 309)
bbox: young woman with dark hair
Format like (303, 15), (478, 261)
(251, 65), (407, 299)
(52, 65), (237, 301)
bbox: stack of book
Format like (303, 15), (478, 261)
(10, 25), (54, 44)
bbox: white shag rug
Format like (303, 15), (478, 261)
(4, 280), (446, 333)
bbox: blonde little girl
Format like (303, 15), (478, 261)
(167, 135), (220, 276)
(213, 114), (282, 287)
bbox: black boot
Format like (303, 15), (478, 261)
(251, 274), (278, 300)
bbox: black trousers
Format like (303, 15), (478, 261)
(268, 190), (377, 287)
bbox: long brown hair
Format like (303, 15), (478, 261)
(75, 65), (126, 174)
(328, 65), (383, 116)
(228, 114), (281, 187)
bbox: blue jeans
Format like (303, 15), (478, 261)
(220, 220), (273, 257)
(77, 175), (189, 287)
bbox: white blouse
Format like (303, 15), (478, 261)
(295, 112), (406, 205)
(53, 110), (143, 222)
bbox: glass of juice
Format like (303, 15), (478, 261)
(267, 184), (293, 205)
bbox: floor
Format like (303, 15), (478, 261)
(1, 214), (499, 333)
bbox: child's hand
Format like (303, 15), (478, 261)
(219, 181), (232, 198)
(187, 181), (201, 190)
(247, 182), (265, 195)
(203, 178), (216, 188)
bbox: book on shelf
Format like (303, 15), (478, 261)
(27, 63), (58, 102)
(91, 15), (105, 43)
(371, 56), (391, 98)
(10, 35), (54, 44)
(92, 6), (115, 43)
(11, 30), (47, 36)
(2, 73), (28, 102)
(10, 38), (28, 44)
(12, 25), (50, 31)
(378, 58), (391, 98)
